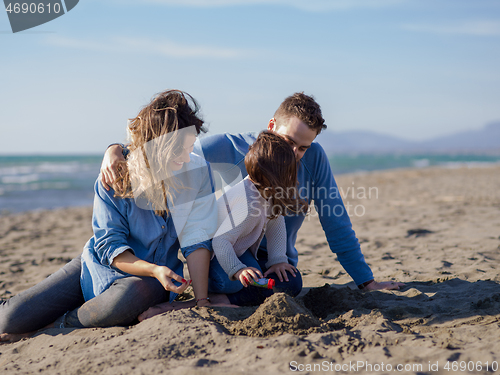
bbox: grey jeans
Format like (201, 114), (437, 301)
(0, 256), (169, 334)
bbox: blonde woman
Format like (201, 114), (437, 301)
(0, 90), (217, 341)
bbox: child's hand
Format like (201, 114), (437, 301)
(235, 267), (263, 287)
(264, 262), (297, 282)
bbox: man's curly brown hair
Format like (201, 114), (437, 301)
(273, 92), (327, 134)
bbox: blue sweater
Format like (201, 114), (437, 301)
(194, 132), (373, 286)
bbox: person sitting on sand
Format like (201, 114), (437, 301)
(102, 92), (404, 308)
(0, 89), (224, 342)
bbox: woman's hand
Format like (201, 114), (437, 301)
(112, 250), (190, 294)
(264, 262), (297, 282)
(152, 265), (191, 294)
(100, 144), (125, 191)
(234, 267), (263, 287)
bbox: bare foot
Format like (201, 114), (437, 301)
(205, 302), (239, 308)
(139, 299), (204, 321)
(208, 293), (238, 307)
(0, 332), (35, 344)
(195, 298), (211, 308)
(195, 293), (237, 308)
(194, 295), (239, 308)
(191, 294), (239, 308)
(0, 321), (56, 344)
(138, 294), (240, 321)
(138, 302), (175, 322)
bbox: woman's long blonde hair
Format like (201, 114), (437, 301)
(114, 90), (206, 215)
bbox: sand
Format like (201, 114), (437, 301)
(1, 165), (500, 374)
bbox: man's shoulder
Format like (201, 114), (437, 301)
(198, 132), (258, 148)
(302, 141), (329, 165)
(311, 140), (327, 151)
(297, 141), (334, 185)
(195, 132), (258, 164)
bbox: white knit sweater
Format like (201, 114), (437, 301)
(212, 178), (288, 280)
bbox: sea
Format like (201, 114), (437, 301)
(0, 155), (102, 214)
(328, 153), (500, 175)
(0, 153), (499, 214)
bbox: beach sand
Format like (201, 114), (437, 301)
(1, 166), (499, 374)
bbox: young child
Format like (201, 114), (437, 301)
(208, 131), (308, 296)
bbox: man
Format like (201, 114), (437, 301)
(101, 92), (403, 308)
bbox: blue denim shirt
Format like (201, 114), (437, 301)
(194, 132), (373, 286)
(80, 153), (217, 301)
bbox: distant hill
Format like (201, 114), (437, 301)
(315, 122), (500, 155)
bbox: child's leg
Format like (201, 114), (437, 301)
(208, 256), (244, 294)
(185, 247), (211, 306)
(223, 252), (303, 306)
(224, 252), (273, 306)
(259, 259), (303, 297)
(208, 250), (263, 294)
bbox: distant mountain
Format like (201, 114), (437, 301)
(315, 122), (500, 155)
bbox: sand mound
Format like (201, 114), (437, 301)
(200, 293), (323, 337)
(230, 293), (322, 337)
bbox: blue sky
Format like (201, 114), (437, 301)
(1, 0), (500, 154)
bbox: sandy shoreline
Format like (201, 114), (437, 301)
(1, 165), (500, 374)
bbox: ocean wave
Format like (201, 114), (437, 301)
(411, 158), (430, 168)
(0, 161), (90, 177)
(0, 165), (34, 176)
(2, 174), (40, 184)
(0, 181), (72, 192)
(37, 162), (84, 173)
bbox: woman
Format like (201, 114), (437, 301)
(0, 89), (217, 341)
